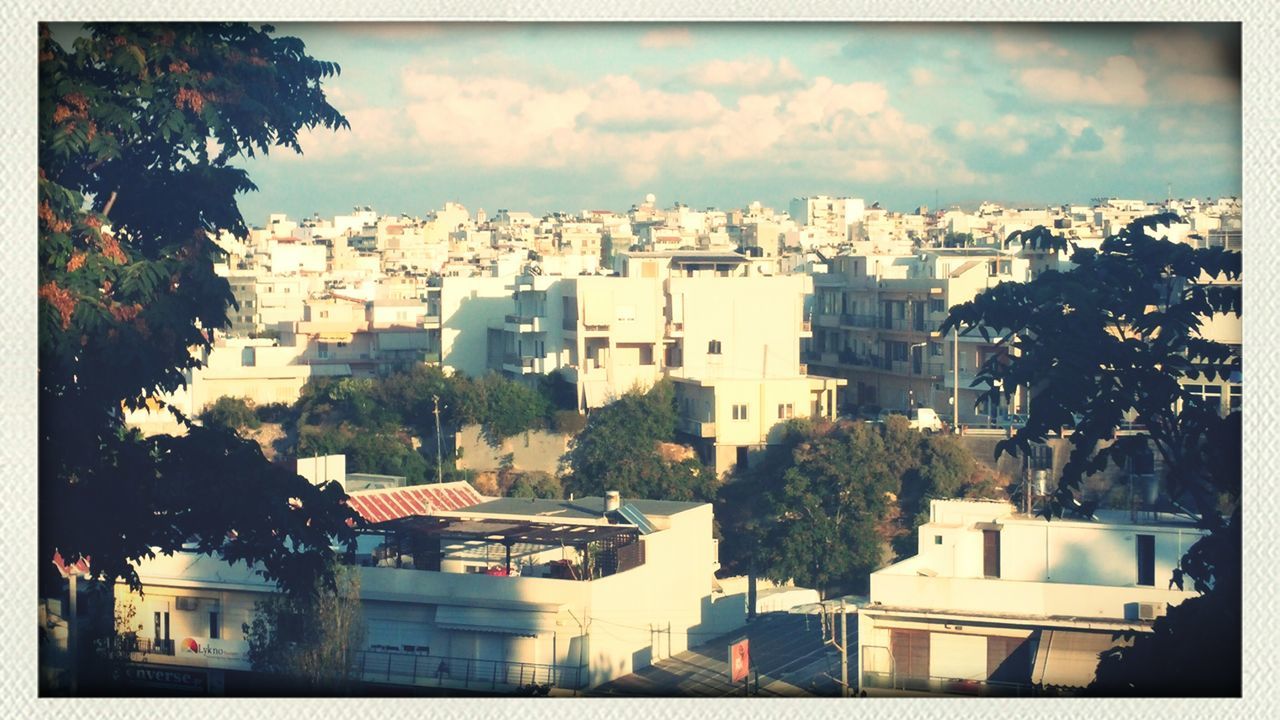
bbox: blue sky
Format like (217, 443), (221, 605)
(230, 22), (1240, 224)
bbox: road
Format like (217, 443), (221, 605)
(589, 612), (848, 697)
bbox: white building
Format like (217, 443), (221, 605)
(111, 484), (745, 694)
(856, 498), (1206, 696)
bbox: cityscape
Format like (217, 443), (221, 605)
(36, 22), (1242, 701)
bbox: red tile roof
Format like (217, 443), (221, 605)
(346, 482), (486, 525)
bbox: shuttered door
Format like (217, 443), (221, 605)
(890, 629), (931, 682)
(983, 530), (1001, 578)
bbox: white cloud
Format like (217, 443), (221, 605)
(995, 38), (1071, 62)
(684, 56), (804, 90)
(1019, 55), (1149, 106)
(1163, 72), (1239, 105)
(910, 67), (935, 87)
(639, 27), (692, 49)
(1133, 26), (1233, 74)
(289, 56), (978, 192)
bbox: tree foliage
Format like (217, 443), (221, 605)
(38, 23), (357, 594)
(720, 417), (991, 596)
(242, 561), (367, 693)
(561, 381), (717, 502)
(198, 395), (261, 431)
(943, 214), (1241, 695)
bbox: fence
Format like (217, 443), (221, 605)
(860, 670), (1034, 697)
(354, 650), (583, 691)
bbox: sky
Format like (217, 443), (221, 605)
(228, 22), (1241, 225)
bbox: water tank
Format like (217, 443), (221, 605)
(605, 490), (621, 513)
(1032, 469), (1049, 496)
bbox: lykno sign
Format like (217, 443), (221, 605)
(179, 637), (251, 670)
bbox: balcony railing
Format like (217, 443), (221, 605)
(115, 636), (175, 656)
(676, 417), (716, 438)
(841, 313), (879, 329)
(355, 650), (583, 691)
(861, 671), (1033, 697)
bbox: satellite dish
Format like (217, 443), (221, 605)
(645, 193), (656, 204)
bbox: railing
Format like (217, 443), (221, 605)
(840, 313), (878, 328)
(116, 636), (175, 656)
(502, 354), (535, 369)
(355, 650), (582, 691)
(861, 671), (1034, 697)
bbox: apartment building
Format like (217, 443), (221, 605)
(110, 484), (745, 695)
(857, 498), (1206, 696)
(807, 248), (1032, 423)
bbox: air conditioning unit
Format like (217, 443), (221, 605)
(175, 597), (199, 612)
(1137, 601), (1166, 620)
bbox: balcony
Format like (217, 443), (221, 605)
(502, 354), (536, 374)
(504, 314), (543, 334)
(677, 416), (716, 438)
(839, 313), (878, 329)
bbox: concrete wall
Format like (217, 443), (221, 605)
(453, 425), (571, 475)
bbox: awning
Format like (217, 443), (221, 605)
(434, 606), (559, 637)
(1031, 630), (1128, 688)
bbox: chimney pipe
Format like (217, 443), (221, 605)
(605, 490), (621, 515)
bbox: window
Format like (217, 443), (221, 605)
(1184, 384), (1223, 413)
(934, 535), (943, 545)
(1229, 385), (1241, 411)
(708, 340), (722, 355)
(1136, 534), (1155, 586)
(777, 403), (794, 419)
(982, 529), (1001, 578)
(929, 342), (943, 357)
(732, 404), (748, 420)
(930, 298), (946, 313)
(318, 342), (329, 359)
(209, 612), (220, 640)
(320, 310), (329, 318)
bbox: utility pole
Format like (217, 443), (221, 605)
(840, 599), (849, 698)
(952, 327), (960, 433)
(432, 394), (443, 484)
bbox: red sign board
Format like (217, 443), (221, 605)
(729, 637), (750, 683)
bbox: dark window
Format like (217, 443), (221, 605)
(708, 340), (722, 355)
(736, 446), (749, 469)
(1137, 534), (1155, 586)
(209, 611), (220, 640)
(983, 529), (1001, 578)
(934, 535), (943, 545)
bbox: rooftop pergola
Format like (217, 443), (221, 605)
(362, 515), (643, 578)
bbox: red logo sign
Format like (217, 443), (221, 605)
(729, 638), (750, 683)
(182, 637), (200, 653)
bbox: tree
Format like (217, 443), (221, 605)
(561, 381), (717, 501)
(198, 395), (261, 431)
(242, 561), (367, 693)
(751, 420), (898, 596)
(941, 214), (1241, 695)
(719, 417), (992, 594)
(507, 471), (563, 499)
(38, 23), (357, 596)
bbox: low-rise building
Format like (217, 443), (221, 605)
(856, 498), (1206, 696)
(110, 484), (745, 694)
